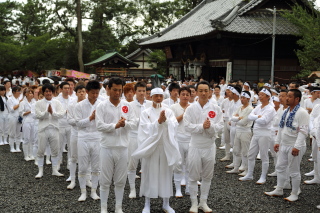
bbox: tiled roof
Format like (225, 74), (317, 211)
(224, 12), (298, 35)
(139, 0), (244, 45)
(126, 48), (153, 59)
(84, 51), (139, 67)
(139, 0), (299, 46)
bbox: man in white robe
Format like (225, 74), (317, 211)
(184, 81), (224, 213)
(132, 88), (181, 213)
(265, 89), (309, 202)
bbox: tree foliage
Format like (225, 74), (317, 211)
(283, 1), (320, 78)
(0, 0), (200, 74)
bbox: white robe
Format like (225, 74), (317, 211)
(132, 105), (181, 198)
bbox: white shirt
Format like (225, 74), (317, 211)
(303, 98), (320, 110)
(75, 98), (101, 140)
(275, 107), (309, 150)
(212, 95), (224, 106)
(67, 98), (79, 132)
(162, 97), (179, 107)
(170, 103), (191, 142)
(96, 99), (136, 148)
(228, 99), (242, 126)
(230, 104), (253, 132)
(7, 96), (21, 117)
(221, 98), (233, 119)
(248, 103), (277, 136)
(19, 99), (36, 123)
(57, 95), (71, 128)
(184, 101), (224, 148)
(35, 98), (65, 132)
(128, 99), (152, 137)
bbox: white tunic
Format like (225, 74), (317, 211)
(275, 107), (309, 150)
(74, 98), (101, 141)
(230, 105), (253, 133)
(248, 103), (276, 136)
(96, 99), (136, 148)
(162, 98), (179, 107)
(184, 101), (224, 148)
(170, 103), (191, 142)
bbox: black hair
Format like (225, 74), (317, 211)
(0, 85), (5, 92)
(0, 85), (7, 101)
(187, 85), (196, 90)
(179, 87), (191, 95)
(12, 86), (21, 93)
(54, 81), (59, 86)
(42, 83), (55, 93)
(311, 87), (320, 93)
(242, 90), (251, 98)
(214, 85), (221, 90)
(59, 81), (70, 89)
(134, 81), (147, 91)
(289, 89), (302, 102)
(253, 88), (259, 94)
(42, 79), (51, 85)
(196, 80), (210, 91)
(289, 82), (299, 89)
(66, 78), (76, 85)
(75, 85), (86, 93)
(146, 87), (152, 91)
(280, 89), (288, 93)
(108, 77), (124, 89)
(86, 80), (101, 91)
(168, 82), (180, 92)
(233, 86), (242, 95)
(3, 80), (10, 85)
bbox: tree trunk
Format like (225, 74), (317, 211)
(76, 0), (84, 72)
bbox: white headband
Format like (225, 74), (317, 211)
(261, 88), (271, 97)
(226, 86), (233, 91)
(270, 89), (278, 95)
(272, 96), (280, 102)
(244, 82), (250, 88)
(241, 92), (251, 99)
(312, 89), (320, 93)
(264, 83), (271, 87)
(150, 88), (164, 96)
(231, 87), (240, 96)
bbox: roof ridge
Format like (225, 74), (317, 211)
(238, 0), (264, 16)
(139, 0), (207, 43)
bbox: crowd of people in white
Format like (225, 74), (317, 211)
(0, 75), (320, 213)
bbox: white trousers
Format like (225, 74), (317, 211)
(247, 135), (271, 177)
(188, 145), (216, 200)
(276, 145), (306, 194)
(188, 145), (216, 181)
(8, 115), (21, 142)
(100, 147), (128, 191)
(230, 126), (236, 147)
(233, 131), (252, 170)
(174, 142), (189, 174)
(0, 112), (9, 138)
(127, 137), (139, 172)
(69, 131), (78, 164)
(37, 127), (60, 167)
(22, 122), (36, 145)
(223, 120), (231, 155)
(59, 126), (71, 162)
(78, 139), (100, 189)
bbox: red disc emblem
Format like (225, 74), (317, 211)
(122, 106), (128, 113)
(208, 111), (216, 118)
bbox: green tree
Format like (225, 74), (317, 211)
(148, 49), (167, 76)
(283, 1), (320, 78)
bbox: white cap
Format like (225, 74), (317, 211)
(151, 88), (164, 96)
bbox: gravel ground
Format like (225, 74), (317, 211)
(1, 139), (320, 213)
